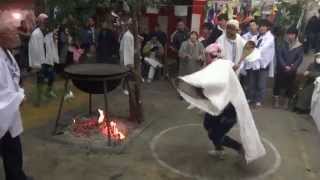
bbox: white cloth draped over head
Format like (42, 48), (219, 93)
(216, 34), (246, 74)
(44, 32), (59, 65)
(177, 60), (266, 163)
(0, 48), (24, 139)
(311, 77), (320, 133)
(29, 27), (45, 68)
(120, 30), (134, 66)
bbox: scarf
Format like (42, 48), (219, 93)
(288, 38), (302, 50)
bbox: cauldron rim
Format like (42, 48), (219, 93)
(64, 64), (128, 78)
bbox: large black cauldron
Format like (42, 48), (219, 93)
(64, 64), (128, 94)
(54, 64), (128, 135)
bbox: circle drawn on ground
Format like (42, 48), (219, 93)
(150, 124), (281, 180)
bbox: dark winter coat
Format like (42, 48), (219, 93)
(96, 29), (119, 64)
(277, 40), (304, 72)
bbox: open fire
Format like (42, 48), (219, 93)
(72, 109), (126, 143)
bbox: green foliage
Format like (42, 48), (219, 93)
(275, 0), (304, 28)
(45, 0), (188, 28)
(46, 0), (186, 18)
(47, 0), (106, 21)
(44, 0), (188, 35)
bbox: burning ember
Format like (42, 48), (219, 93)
(72, 109), (126, 141)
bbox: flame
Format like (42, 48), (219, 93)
(98, 109), (105, 124)
(110, 121), (126, 140)
(97, 109), (126, 140)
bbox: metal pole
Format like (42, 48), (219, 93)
(53, 79), (69, 135)
(103, 81), (111, 146)
(89, 94), (92, 115)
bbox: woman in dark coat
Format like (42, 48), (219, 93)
(295, 54), (320, 113)
(273, 27), (304, 108)
(17, 20), (30, 72)
(96, 21), (119, 64)
(305, 16), (320, 53)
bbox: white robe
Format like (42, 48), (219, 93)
(216, 34), (246, 74)
(44, 32), (59, 65)
(0, 48), (24, 139)
(311, 77), (320, 133)
(251, 31), (275, 77)
(28, 27), (45, 69)
(177, 60), (266, 163)
(120, 30), (134, 66)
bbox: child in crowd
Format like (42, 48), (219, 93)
(64, 38), (84, 100)
(241, 41), (262, 105)
(68, 39), (84, 64)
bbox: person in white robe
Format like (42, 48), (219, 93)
(177, 43), (266, 163)
(28, 13), (50, 105)
(43, 28), (59, 97)
(311, 77), (320, 133)
(119, 18), (135, 95)
(0, 17), (31, 180)
(250, 19), (275, 107)
(119, 19), (134, 67)
(216, 19), (246, 75)
(28, 13), (47, 69)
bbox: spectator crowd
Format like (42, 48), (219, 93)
(7, 9), (320, 114)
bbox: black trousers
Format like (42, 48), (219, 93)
(203, 104), (242, 152)
(37, 64), (55, 88)
(0, 132), (26, 180)
(273, 69), (297, 98)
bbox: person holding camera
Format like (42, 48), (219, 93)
(143, 35), (164, 83)
(178, 31), (205, 76)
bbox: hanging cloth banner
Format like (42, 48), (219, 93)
(146, 6), (159, 14)
(175, 5), (188, 17)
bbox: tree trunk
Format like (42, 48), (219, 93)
(133, 9), (144, 123)
(34, 0), (47, 16)
(127, 3), (144, 124)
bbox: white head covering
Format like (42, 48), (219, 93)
(38, 13), (48, 19)
(205, 43), (222, 64)
(227, 19), (240, 30)
(37, 13), (48, 23)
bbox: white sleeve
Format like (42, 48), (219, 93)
(123, 34), (135, 66)
(45, 33), (60, 65)
(0, 59), (24, 138)
(216, 36), (227, 59)
(239, 36), (246, 53)
(259, 37), (275, 68)
(29, 32), (45, 68)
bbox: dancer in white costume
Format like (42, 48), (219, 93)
(177, 43), (266, 163)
